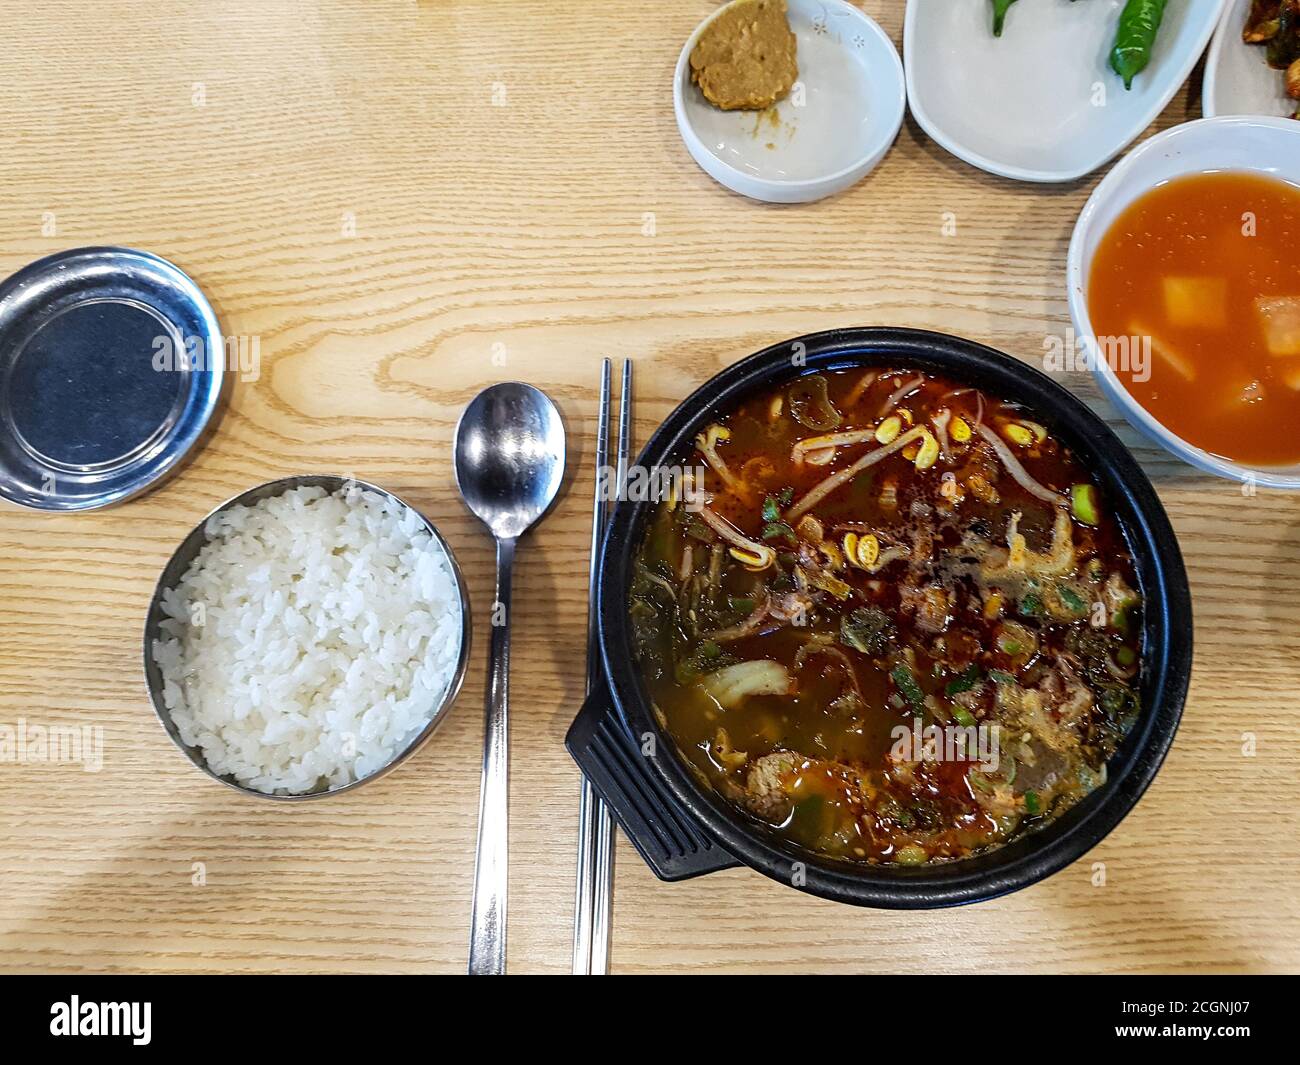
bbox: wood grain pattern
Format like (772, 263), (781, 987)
(1, 0), (1297, 975)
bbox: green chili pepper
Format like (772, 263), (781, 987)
(1110, 0), (1169, 90)
(991, 0), (1019, 37)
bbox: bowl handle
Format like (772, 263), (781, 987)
(565, 686), (739, 882)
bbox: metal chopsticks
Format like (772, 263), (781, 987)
(593, 360), (631, 969)
(572, 358), (629, 974)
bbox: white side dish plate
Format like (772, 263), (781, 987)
(1204, 0), (1295, 119)
(674, 0), (905, 203)
(905, 0), (1227, 183)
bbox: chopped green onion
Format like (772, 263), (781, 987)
(996, 621), (1037, 659)
(761, 520), (796, 544)
(944, 664), (981, 698)
(894, 844), (929, 865)
(1059, 585), (1087, 613)
(840, 607), (896, 657)
(1019, 592), (1044, 617)
(951, 705), (977, 728)
(1098, 683), (1140, 722)
(684, 515), (715, 542)
(1024, 790), (1041, 815)
(1071, 483), (1101, 526)
(673, 640), (736, 684)
(1111, 594), (1139, 633)
(792, 795), (826, 832)
(891, 665), (926, 713)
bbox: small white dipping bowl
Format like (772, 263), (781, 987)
(1067, 115), (1300, 489)
(673, 0), (905, 204)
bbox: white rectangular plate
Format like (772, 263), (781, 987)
(905, 0), (1227, 182)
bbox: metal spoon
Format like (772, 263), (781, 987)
(453, 382), (565, 976)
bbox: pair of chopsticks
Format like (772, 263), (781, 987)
(572, 358), (630, 975)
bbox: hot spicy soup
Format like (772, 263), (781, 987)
(629, 369), (1143, 866)
(1088, 171), (1300, 467)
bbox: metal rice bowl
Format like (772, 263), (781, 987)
(142, 474), (472, 800)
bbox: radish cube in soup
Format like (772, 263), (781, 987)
(1256, 296), (1300, 358)
(1163, 277), (1227, 330)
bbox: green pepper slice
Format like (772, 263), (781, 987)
(991, 0), (1020, 37)
(1110, 0), (1169, 90)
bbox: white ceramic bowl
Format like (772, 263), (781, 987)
(1067, 115), (1300, 488)
(673, 0), (905, 203)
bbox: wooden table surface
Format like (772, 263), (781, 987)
(1, 0), (1297, 976)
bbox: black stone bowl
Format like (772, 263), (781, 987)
(568, 327), (1192, 908)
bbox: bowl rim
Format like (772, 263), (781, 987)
(1066, 114), (1300, 489)
(141, 474), (472, 801)
(672, 0), (906, 199)
(597, 327), (1193, 908)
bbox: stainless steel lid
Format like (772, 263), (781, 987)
(0, 246), (224, 511)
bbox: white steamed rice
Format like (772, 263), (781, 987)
(152, 484), (463, 795)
